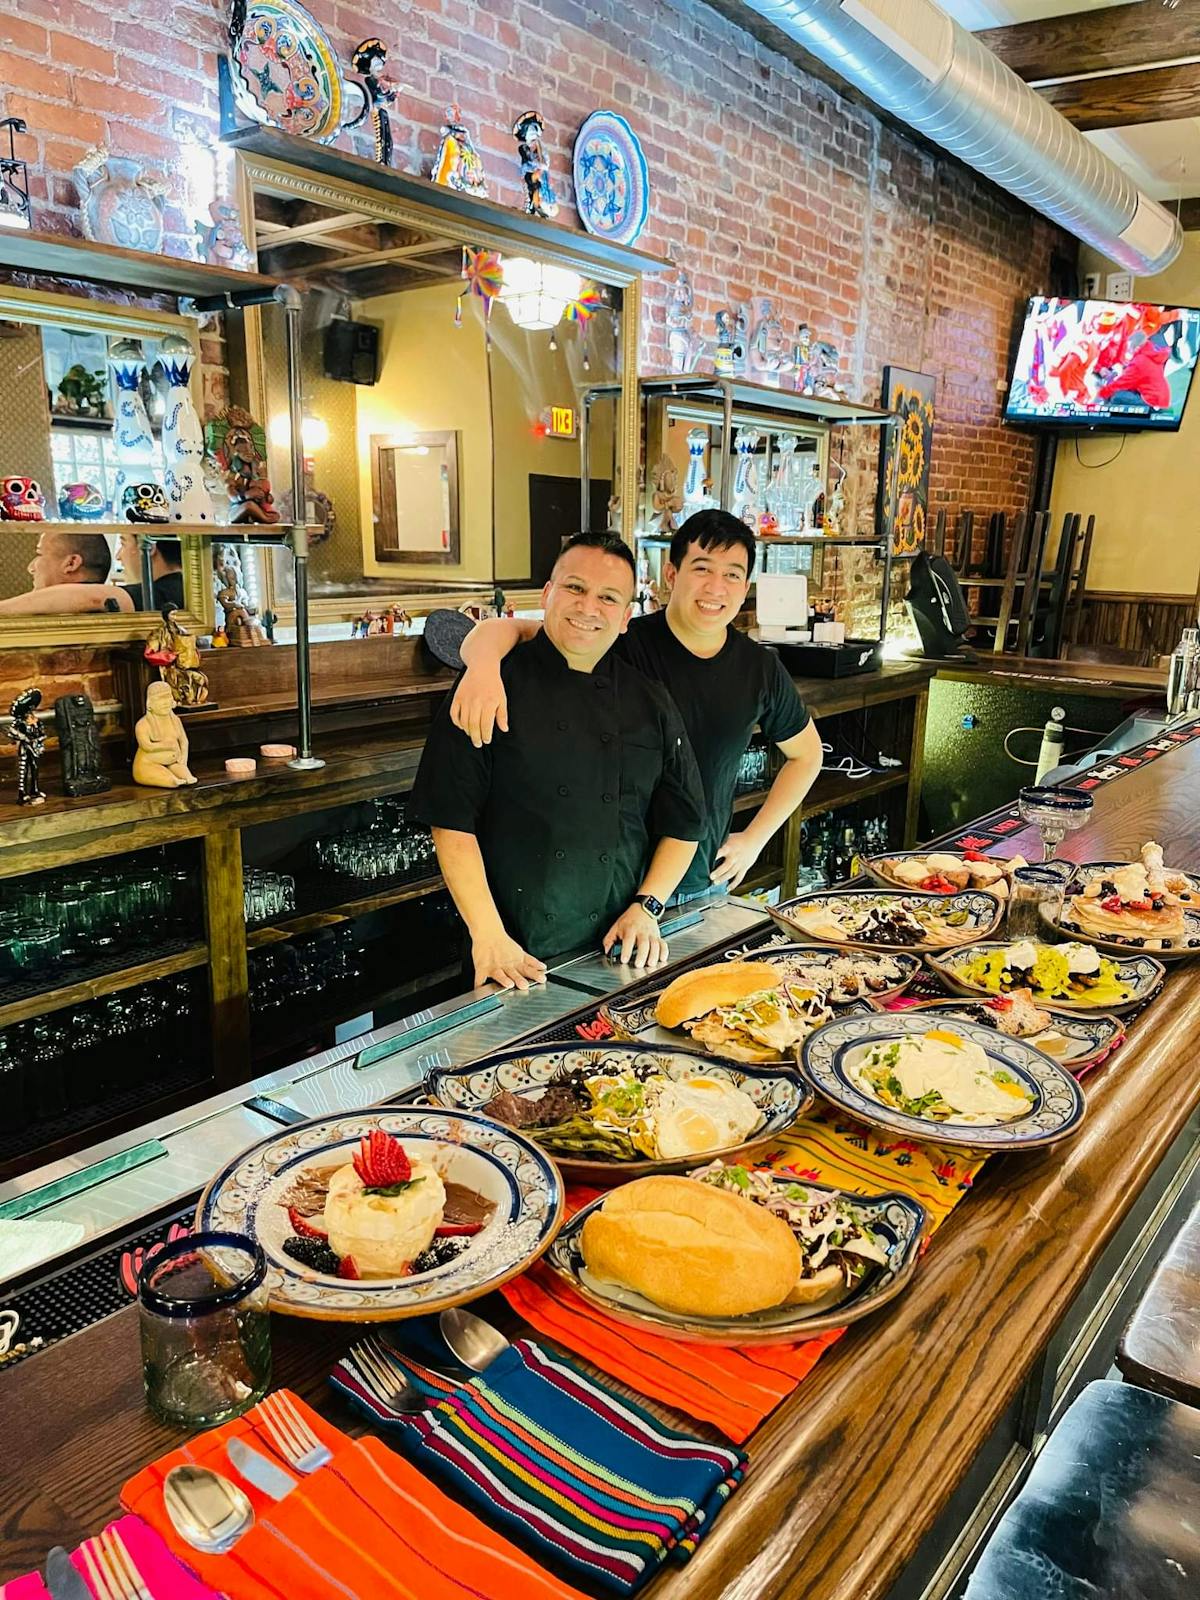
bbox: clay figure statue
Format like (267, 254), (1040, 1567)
(133, 680), (196, 789)
(54, 693), (110, 798)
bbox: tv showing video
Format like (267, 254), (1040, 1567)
(1004, 296), (1200, 432)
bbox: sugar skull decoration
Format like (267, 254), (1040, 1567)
(204, 405), (280, 525)
(0, 477), (45, 521)
(122, 482), (169, 524)
(512, 110), (558, 219)
(57, 482), (107, 520)
(432, 104), (487, 197)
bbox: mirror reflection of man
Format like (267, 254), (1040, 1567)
(411, 532), (705, 990)
(117, 532), (185, 611)
(0, 529), (134, 615)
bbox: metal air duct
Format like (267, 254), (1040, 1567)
(740, 0), (1182, 275)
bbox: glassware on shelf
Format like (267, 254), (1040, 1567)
(242, 869), (296, 926)
(139, 1231), (271, 1428)
(312, 803), (437, 884)
(1016, 786), (1094, 862)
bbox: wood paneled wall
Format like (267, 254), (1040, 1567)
(1076, 591), (1197, 662)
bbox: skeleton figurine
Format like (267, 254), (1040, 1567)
(349, 39), (397, 166)
(9, 688), (45, 806)
(54, 693), (110, 797)
(512, 110), (558, 219)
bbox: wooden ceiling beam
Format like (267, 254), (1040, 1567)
(1036, 61), (1200, 131)
(976, 1), (1200, 83)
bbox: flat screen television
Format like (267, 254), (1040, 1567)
(1004, 296), (1200, 432)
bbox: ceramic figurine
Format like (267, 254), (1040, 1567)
(109, 338), (160, 512)
(732, 428), (761, 529)
(432, 104), (487, 197)
(512, 110), (558, 219)
(810, 339), (844, 400)
(0, 116), (31, 231)
(9, 689), (45, 806)
(749, 299), (791, 389)
(73, 148), (166, 253)
(824, 460), (848, 534)
(681, 426), (711, 515)
(792, 323), (813, 394)
(666, 261), (705, 374)
(649, 457), (683, 534)
(349, 40), (397, 166)
(57, 482), (106, 520)
(145, 606), (209, 707)
(0, 477), (45, 521)
(132, 680), (196, 789)
(216, 564), (267, 646)
(195, 197), (253, 271)
(204, 406), (280, 524)
(714, 305), (748, 377)
(122, 482), (169, 524)
(53, 693), (110, 798)
(159, 333), (217, 525)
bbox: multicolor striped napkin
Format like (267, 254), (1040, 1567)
(331, 1335), (747, 1596)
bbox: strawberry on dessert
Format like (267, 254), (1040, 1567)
(323, 1130), (447, 1277)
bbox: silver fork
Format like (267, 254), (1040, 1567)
(349, 1335), (426, 1414)
(256, 1390), (334, 1473)
(78, 1528), (151, 1600)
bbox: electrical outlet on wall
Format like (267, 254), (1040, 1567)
(1083, 272), (1101, 297)
(1106, 272), (1134, 302)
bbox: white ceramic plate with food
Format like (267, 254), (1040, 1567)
(927, 939), (1164, 1014)
(901, 997), (1124, 1070)
(862, 849), (1024, 897)
(769, 887), (1004, 953)
(196, 1109), (563, 1321)
(800, 1011), (1086, 1151)
(545, 1168), (927, 1343)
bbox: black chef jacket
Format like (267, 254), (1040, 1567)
(618, 612), (811, 896)
(411, 628), (705, 961)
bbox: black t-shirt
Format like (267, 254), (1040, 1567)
(616, 611), (811, 896)
(120, 569), (185, 612)
(411, 628), (705, 961)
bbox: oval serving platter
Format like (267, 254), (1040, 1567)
(861, 849), (1019, 896)
(769, 887), (1004, 953)
(1070, 859), (1200, 903)
(1041, 898), (1200, 961)
(800, 1011), (1086, 1151)
(426, 1043), (812, 1187)
(545, 1178), (927, 1344)
(901, 998), (1124, 1071)
(928, 941), (1165, 1015)
(196, 1108), (563, 1322)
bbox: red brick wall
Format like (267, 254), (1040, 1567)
(0, 0), (1066, 531)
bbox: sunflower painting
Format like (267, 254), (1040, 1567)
(879, 367), (935, 557)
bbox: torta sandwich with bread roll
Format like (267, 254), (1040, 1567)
(580, 1174), (802, 1317)
(653, 961), (830, 1064)
(654, 962), (781, 1029)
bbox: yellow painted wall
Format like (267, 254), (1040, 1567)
(1050, 235), (1200, 596)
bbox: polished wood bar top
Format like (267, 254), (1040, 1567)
(11, 697), (1193, 1600)
(935, 653), (1167, 700)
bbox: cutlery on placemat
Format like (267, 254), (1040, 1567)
(439, 1306), (509, 1371)
(44, 1547), (91, 1600)
(227, 1436), (299, 1502)
(163, 1463), (255, 1554)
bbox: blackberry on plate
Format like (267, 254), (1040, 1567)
(283, 1235), (341, 1274)
(411, 1237), (470, 1275)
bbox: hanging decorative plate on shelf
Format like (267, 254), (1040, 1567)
(572, 110), (650, 246)
(227, 0), (345, 144)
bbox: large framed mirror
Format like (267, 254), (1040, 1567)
(0, 286), (213, 646)
(232, 151), (650, 629)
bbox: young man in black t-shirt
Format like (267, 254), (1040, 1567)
(452, 510), (822, 899)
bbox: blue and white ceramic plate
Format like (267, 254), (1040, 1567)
(604, 983), (876, 1053)
(196, 1109), (563, 1321)
(428, 1043), (811, 1187)
(902, 999), (1124, 1071)
(546, 1178), (927, 1343)
(928, 941), (1165, 1015)
(770, 887), (1004, 953)
(572, 110), (649, 245)
(801, 1012), (1086, 1150)
(1043, 899), (1200, 960)
(1070, 860), (1200, 902)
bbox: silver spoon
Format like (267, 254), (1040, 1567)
(439, 1306), (510, 1372)
(164, 1463), (255, 1553)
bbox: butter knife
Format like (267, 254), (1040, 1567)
(44, 1547), (92, 1600)
(226, 1436), (298, 1502)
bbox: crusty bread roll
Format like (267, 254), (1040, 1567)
(654, 962), (781, 1029)
(580, 1175), (801, 1317)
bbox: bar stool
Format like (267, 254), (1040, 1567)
(1117, 1198), (1200, 1408)
(964, 1380), (1200, 1599)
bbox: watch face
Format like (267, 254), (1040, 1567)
(638, 895), (665, 919)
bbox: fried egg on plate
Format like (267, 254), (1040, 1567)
(648, 1074), (762, 1159)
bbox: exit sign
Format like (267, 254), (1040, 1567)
(549, 405), (576, 438)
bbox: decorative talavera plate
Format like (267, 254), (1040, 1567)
(229, 0), (345, 143)
(861, 850), (1019, 895)
(427, 1043), (811, 1187)
(572, 110), (650, 245)
(1071, 860), (1200, 903)
(928, 942), (1165, 1015)
(769, 887), (1004, 953)
(800, 1012), (1086, 1151)
(902, 999), (1124, 1071)
(546, 1179), (927, 1344)
(196, 1109), (563, 1321)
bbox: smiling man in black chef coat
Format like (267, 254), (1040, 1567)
(411, 533), (705, 992)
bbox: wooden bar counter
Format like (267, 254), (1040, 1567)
(8, 691), (1198, 1600)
